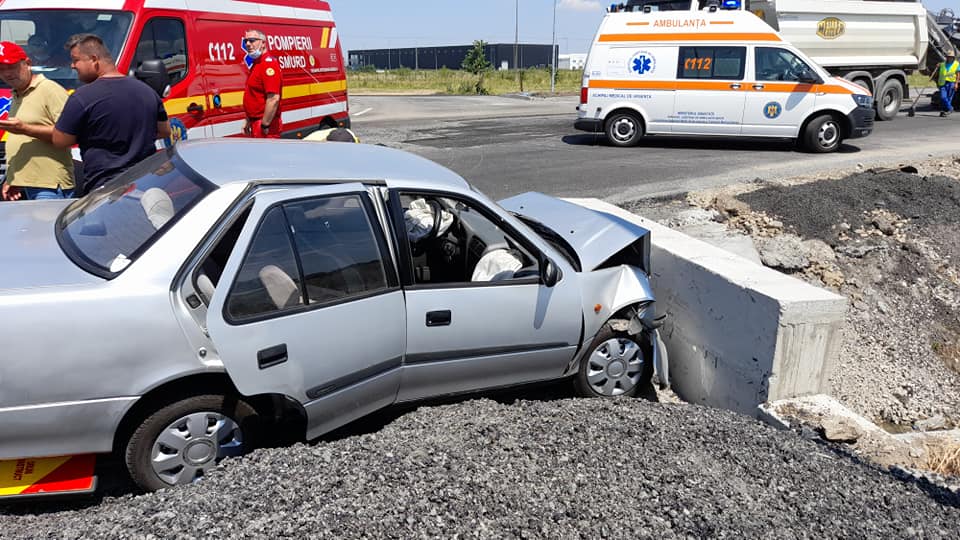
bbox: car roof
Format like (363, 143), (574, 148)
(173, 139), (470, 191)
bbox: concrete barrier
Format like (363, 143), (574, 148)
(568, 199), (848, 416)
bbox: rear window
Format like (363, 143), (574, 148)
(57, 151), (215, 277)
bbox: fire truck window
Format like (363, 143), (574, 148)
(133, 18), (188, 86)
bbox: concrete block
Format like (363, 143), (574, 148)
(569, 199), (847, 416)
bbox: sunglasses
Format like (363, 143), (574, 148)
(242, 38), (262, 44)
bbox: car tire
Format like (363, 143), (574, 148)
(802, 114), (842, 153)
(604, 111), (644, 147)
(124, 394), (262, 492)
(574, 324), (652, 398)
(875, 79), (903, 121)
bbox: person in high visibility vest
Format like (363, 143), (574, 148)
(934, 50), (959, 117)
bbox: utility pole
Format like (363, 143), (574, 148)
(551, 0), (557, 93)
(514, 0), (519, 80)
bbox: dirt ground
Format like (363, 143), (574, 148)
(625, 155), (960, 432)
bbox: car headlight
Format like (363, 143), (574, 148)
(852, 94), (873, 107)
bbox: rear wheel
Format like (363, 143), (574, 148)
(875, 79), (903, 121)
(574, 324), (652, 398)
(802, 114), (842, 153)
(604, 111), (644, 147)
(124, 394), (262, 492)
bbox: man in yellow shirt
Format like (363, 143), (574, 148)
(0, 41), (75, 200)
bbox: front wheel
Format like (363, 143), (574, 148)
(604, 111), (644, 147)
(875, 79), (903, 121)
(574, 324), (652, 398)
(124, 394), (262, 492)
(802, 114), (842, 153)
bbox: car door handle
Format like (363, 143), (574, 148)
(753, 84), (765, 90)
(187, 102), (204, 115)
(426, 310), (452, 327)
(257, 344), (288, 369)
(730, 83), (741, 90)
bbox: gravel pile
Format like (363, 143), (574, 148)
(2, 398), (959, 539)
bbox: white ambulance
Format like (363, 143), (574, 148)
(575, 3), (874, 152)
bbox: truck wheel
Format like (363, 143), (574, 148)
(574, 324), (652, 398)
(605, 111), (644, 147)
(802, 114), (842, 153)
(124, 394), (262, 492)
(875, 79), (903, 121)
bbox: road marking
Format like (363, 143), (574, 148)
(354, 108), (373, 117)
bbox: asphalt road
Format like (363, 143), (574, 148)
(351, 95), (960, 202)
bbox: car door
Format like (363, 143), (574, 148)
(388, 190), (582, 403)
(741, 46), (819, 137)
(206, 184), (406, 439)
(671, 45), (748, 135)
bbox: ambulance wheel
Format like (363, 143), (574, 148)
(875, 79), (903, 121)
(574, 324), (652, 398)
(605, 111), (644, 147)
(124, 394), (262, 492)
(802, 114), (842, 153)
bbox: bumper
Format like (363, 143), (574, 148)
(574, 117), (604, 133)
(0, 397), (136, 460)
(846, 106), (874, 139)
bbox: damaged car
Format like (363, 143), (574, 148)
(0, 140), (666, 496)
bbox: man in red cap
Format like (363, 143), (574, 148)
(242, 29), (283, 138)
(0, 40), (75, 200)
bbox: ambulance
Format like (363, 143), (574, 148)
(575, 1), (874, 152)
(0, 0), (349, 174)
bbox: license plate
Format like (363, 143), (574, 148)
(0, 455), (96, 499)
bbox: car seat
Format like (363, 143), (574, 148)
(258, 264), (303, 310)
(140, 187), (175, 230)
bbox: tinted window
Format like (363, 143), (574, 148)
(57, 151), (214, 275)
(677, 46), (745, 80)
(286, 195), (389, 305)
(227, 207), (304, 320)
(132, 17), (188, 85)
(755, 47), (814, 82)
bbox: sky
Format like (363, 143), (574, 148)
(329, 0), (956, 56)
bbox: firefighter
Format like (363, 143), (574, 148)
(242, 29), (283, 138)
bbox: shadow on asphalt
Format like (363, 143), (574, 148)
(561, 133), (862, 154)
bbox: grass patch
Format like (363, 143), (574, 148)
(908, 72), (938, 92)
(348, 68), (583, 95)
(925, 440), (960, 477)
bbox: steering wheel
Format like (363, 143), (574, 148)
(410, 199), (445, 256)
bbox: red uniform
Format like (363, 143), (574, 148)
(243, 53), (283, 138)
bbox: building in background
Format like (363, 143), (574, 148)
(558, 53), (587, 70)
(348, 43), (558, 70)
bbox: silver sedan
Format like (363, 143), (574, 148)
(0, 140), (665, 495)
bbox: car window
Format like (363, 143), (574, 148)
(755, 47), (814, 82)
(227, 206), (304, 320)
(398, 193), (539, 286)
(225, 194), (390, 321)
(677, 46), (746, 80)
(57, 151), (214, 276)
(286, 195), (389, 305)
(132, 17), (188, 85)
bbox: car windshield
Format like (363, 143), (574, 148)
(56, 151), (216, 276)
(513, 213), (582, 272)
(0, 10), (132, 90)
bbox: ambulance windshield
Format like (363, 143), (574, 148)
(0, 10), (132, 90)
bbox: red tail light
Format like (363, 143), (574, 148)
(580, 86), (588, 105)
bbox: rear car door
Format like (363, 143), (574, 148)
(388, 190), (582, 402)
(207, 184), (405, 439)
(741, 46), (818, 137)
(672, 45), (748, 135)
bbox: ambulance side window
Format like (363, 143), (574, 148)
(133, 18), (188, 86)
(677, 47), (745, 80)
(755, 47), (813, 83)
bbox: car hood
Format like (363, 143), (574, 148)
(499, 192), (650, 271)
(0, 201), (101, 291)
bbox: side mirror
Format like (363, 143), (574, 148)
(798, 69), (822, 85)
(541, 259), (562, 288)
(134, 59), (171, 98)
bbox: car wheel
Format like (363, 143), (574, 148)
(604, 111), (644, 147)
(574, 324), (652, 398)
(124, 394), (261, 492)
(802, 114), (842, 153)
(875, 79), (903, 121)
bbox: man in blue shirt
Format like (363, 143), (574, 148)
(52, 34), (171, 195)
